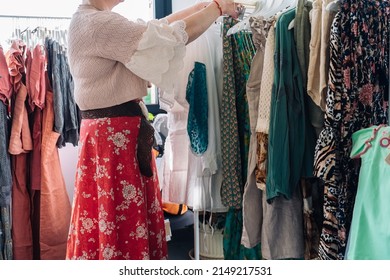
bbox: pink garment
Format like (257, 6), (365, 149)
(6, 40), (25, 93)
(28, 45), (46, 110)
(11, 153), (34, 260)
(0, 46), (12, 104)
(7, 83), (33, 154)
(6, 41), (33, 155)
(40, 90), (71, 260)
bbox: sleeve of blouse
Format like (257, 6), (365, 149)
(350, 126), (380, 159)
(125, 18), (188, 93)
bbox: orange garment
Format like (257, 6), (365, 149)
(11, 153), (34, 259)
(0, 46), (12, 104)
(28, 45), (46, 110)
(8, 84), (33, 154)
(40, 90), (71, 260)
(6, 41), (33, 155)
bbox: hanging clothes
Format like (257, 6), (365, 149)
(294, 0), (323, 260)
(241, 15), (270, 250)
(45, 38), (80, 148)
(221, 17), (260, 260)
(314, 0), (390, 260)
(186, 21), (227, 212)
(266, 8), (314, 202)
(254, 17), (277, 190)
(307, 0), (337, 112)
(161, 21), (227, 212)
(220, 18), (248, 209)
(6, 40), (34, 260)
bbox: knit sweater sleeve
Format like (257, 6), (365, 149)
(93, 11), (148, 65)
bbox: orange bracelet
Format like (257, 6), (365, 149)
(213, 0), (223, 16)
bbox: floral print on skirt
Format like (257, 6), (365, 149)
(66, 116), (167, 260)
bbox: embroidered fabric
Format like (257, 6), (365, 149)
(127, 19), (188, 94)
(186, 62), (209, 156)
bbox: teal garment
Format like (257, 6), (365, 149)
(266, 9), (314, 202)
(232, 31), (255, 187)
(220, 19), (255, 208)
(221, 19), (260, 260)
(346, 125), (390, 260)
(186, 62), (208, 156)
(223, 208), (262, 260)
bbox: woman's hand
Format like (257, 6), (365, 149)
(215, 0), (240, 19)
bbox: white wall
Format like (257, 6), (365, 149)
(0, 0), (151, 19)
(172, 0), (196, 12)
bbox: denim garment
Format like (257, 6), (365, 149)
(0, 102), (13, 260)
(45, 39), (80, 148)
(0, 101), (12, 207)
(62, 53), (80, 147)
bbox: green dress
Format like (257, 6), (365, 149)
(346, 125), (390, 260)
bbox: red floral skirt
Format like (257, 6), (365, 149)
(66, 116), (167, 260)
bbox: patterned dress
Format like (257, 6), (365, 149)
(314, 0), (389, 260)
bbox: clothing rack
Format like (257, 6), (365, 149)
(0, 15), (71, 20)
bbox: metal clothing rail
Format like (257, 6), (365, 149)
(0, 15), (71, 20)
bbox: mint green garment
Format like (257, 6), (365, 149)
(346, 125), (390, 260)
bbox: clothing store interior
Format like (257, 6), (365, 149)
(0, 0), (389, 261)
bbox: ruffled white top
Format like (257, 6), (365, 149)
(67, 5), (188, 110)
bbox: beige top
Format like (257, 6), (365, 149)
(255, 19), (276, 134)
(307, 0), (336, 110)
(67, 5), (188, 110)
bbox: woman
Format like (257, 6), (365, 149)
(66, 0), (239, 260)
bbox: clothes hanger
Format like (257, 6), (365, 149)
(287, 0), (302, 30)
(226, 0), (265, 36)
(263, 0), (296, 19)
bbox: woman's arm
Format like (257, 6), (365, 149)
(164, 2), (209, 23)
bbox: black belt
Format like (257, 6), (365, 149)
(81, 101), (155, 178)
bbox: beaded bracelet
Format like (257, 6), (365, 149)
(213, 0), (223, 16)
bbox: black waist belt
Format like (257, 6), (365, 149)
(81, 101), (155, 178)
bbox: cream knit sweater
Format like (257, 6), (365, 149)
(67, 5), (188, 110)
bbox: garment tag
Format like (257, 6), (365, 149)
(386, 153), (390, 165)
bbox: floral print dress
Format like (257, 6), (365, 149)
(66, 116), (167, 260)
(314, 0), (389, 260)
